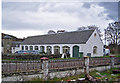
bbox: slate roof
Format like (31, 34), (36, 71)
(12, 41), (23, 47)
(22, 30), (95, 44)
(3, 35), (12, 39)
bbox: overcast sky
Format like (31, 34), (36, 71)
(2, 1), (118, 38)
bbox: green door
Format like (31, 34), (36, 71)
(79, 52), (83, 58)
(73, 46), (79, 58)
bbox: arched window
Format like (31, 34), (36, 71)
(21, 46), (24, 50)
(94, 33), (97, 37)
(54, 46), (60, 54)
(40, 46), (44, 52)
(35, 46), (38, 50)
(47, 46), (52, 55)
(25, 46), (28, 50)
(93, 46), (97, 54)
(63, 46), (70, 54)
(30, 46), (33, 50)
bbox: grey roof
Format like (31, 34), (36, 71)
(3, 35), (12, 39)
(12, 41), (23, 47)
(22, 30), (95, 44)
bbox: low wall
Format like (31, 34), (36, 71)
(2, 56), (120, 81)
(2, 64), (120, 81)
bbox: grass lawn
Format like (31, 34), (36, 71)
(2, 54), (120, 61)
(28, 68), (120, 82)
(91, 54), (120, 58)
(2, 57), (78, 61)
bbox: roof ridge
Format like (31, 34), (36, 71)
(27, 29), (94, 38)
(22, 29), (94, 44)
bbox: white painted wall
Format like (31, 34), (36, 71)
(12, 47), (21, 53)
(1, 47), (4, 53)
(18, 30), (103, 57)
(80, 30), (104, 57)
(20, 44), (81, 57)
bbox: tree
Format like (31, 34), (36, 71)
(48, 30), (56, 34)
(77, 26), (87, 31)
(105, 21), (120, 45)
(77, 25), (101, 36)
(88, 25), (101, 35)
(105, 21), (120, 54)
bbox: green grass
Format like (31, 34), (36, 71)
(92, 55), (120, 58)
(2, 54), (120, 61)
(89, 68), (120, 81)
(30, 68), (120, 82)
(29, 73), (85, 82)
(116, 55), (120, 57)
(49, 73), (85, 81)
(92, 56), (110, 58)
(49, 57), (77, 60)
(2, 57), (78, 61)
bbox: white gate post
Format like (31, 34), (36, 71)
(110, 55), (115, 68)
(84, 56), (89, 74)
(41, 58), (49, 80)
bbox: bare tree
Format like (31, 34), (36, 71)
(88, 25), (101, 35)
(48, 30), (56, 34)
(77, 26), (88, 31)
(105, 21), (120, 45)
(77, 25), (101, 36)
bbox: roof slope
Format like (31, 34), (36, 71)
(2, 33), (24, 41)
(22, 30), (94, 44)
(12, 41), (23, 47)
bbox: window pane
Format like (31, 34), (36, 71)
(40, 46), (44, 52)
(30, 46), (33, 50)
(93, 46), (97, 54)
(25, 46), (28, 50)
(47, 46), (52, 54)
(63, 46), (70, 54)
(22, 46), (24, 50)
(35, 46), (38, 50)
(54, 46), (60, 54)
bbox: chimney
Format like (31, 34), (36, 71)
(57, 30), (65, 33)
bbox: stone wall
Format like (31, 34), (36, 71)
(2, 56), (120, 81)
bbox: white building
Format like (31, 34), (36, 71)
(11, 41), (22, 53)
(19, 29), (103, 57)
(1, 47), (4, 54)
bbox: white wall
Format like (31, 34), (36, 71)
(18, 30), (103, 57)
(1, 47), (4, 53)
(80, 30), (104, 57)
(20, 44), (82, 57)
(12, 47), (21, 53)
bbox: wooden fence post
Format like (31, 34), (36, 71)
(84, 56), (89, 74)
(110, 56), (115, 68)
(41, 58), (49, 80)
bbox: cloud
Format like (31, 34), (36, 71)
(99, 2), (118, 21)
(2, 30), (46, 38)
(2, 2), (115, 38)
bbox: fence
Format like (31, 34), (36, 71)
(49, 59), (84, 70)
(2, 60), (42, 75)
(2, 56), (120, 79)
(89, 58), (111, 67)
(114, 57), (120, 65)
